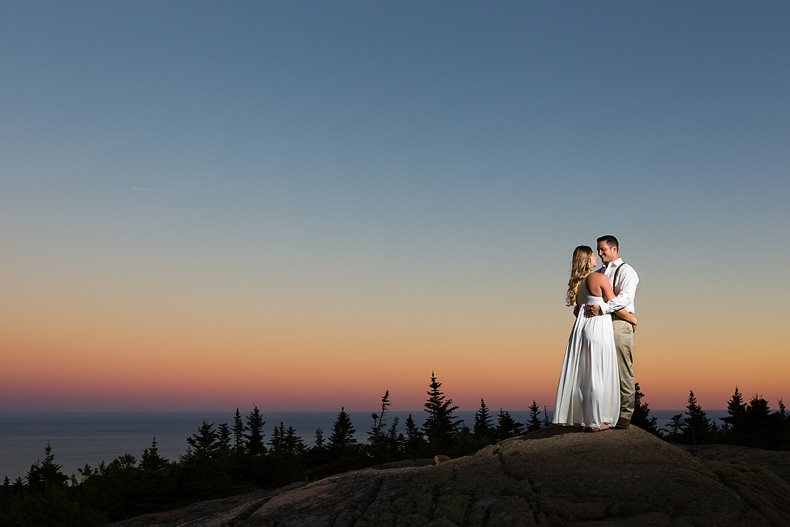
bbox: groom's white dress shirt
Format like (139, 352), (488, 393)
(598, 258), (638, 315)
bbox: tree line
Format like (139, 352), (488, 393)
(2, 374), (788, 526)
(658, 387), (789, 449)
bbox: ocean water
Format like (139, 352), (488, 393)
(0, 409), (726, 482)
(0, 410), (458, 481)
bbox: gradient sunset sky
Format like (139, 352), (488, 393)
(2, 1), (788, 413)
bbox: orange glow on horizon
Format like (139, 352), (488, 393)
(3, 276), (786, 414)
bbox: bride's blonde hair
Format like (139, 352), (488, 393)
(566, 245), (595, 306)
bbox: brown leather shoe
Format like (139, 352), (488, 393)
(615, 417), (630, 429)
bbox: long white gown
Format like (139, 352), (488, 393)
(553, 276), (620, 429)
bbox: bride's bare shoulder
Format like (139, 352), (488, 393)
(585, 272), (609, 295)
(586, 272), (607, 285)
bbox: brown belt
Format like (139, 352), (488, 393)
(612, 312), (633, 322)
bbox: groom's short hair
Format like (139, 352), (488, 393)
(597, 235), (619, 250)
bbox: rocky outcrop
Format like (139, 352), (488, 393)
(111, 426), (790, 527)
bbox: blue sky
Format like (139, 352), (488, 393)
(2, 1), (788, 411)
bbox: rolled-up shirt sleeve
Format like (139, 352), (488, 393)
(601, 266), (638, 315)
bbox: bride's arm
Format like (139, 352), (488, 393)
(614, 308), (638, 330)
(596, 275), (638, 328)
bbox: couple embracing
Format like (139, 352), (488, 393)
(553, 235), (639, 432)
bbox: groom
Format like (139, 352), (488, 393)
(584, 235), (639, 429)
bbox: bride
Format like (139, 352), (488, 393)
(553, 245), (638, 431)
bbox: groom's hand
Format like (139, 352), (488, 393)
(584, 304), (602, 317)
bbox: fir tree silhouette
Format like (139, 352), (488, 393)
(422, 372), (461, 452)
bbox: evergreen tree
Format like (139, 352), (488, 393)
(270, 422), (304, 455)
(304, 427), (331, 468)
(473, 398), (496, 442)
(745, 394), (770, 421)
(496, 409), (524, 440)
(450, 424), (480, 457)
(368, 391), (392, 463)
(662, 413), (684, 441)
(368, 390), (398, 463)
(26, 443), (68, 492)
(779, 399), (790, 448)
(5, 447), (105, 527)
(527, 401), (543, 432)
(314, 427), (326, 449)
(264, 423), (305, 486)
(631, 383), (659, 435)
(422, 372), (461, 452)
(284, 426), (306, 456)
(327, 407), (357, 451)
(404, 414), (427, 457)
(216, 423), (232, 459)
(232, 408), (247, 457)
(140, 436), (168, 472)
(245, 406), (267, 456)
(77, 454), (141, 521)
(721, 386), (747, 442)
(728, 386), (747, 416)
(682, 391), (712, 445)
(386, 417), (404, 458)
(742, 394), (785, 449)
(181, 420), (219, 465)
(136, 437), (174, 520)
(405, 414), (421, 440)
(269, 421), (284, 452)
(107, 454), (138, 471)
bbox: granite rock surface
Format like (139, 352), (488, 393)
(110, 426), (790, 527)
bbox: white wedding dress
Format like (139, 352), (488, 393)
(553, 276), (620, 429)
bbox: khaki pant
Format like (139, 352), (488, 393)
(612, 318), (635, 420)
